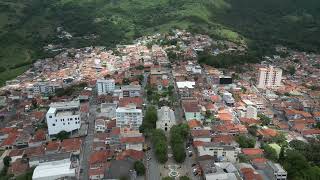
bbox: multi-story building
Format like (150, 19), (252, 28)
(96, 79), (115, 95)
(196, 142), (239, 163)
(46, 101), (81, 136)
(257, 66), (282, 89)
(121, 85), (141, 97)
(33, 82), (61, 95)
(116, 105), (143, 130)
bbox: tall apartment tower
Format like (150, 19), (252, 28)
(257, 66), (282, 89)
(96, 79), (115, 95)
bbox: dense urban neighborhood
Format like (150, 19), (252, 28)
(0, 29), (320, 180)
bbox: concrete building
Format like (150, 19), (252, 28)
(33, 82), (61, 95)
(96, 79), (115, 95)
(100, 103), (117, 119)
(156, 106), (176, 132)
(46, 101), (81, 136)
(257, 66), (282, 89)
(116, 105), (143, 130)
(182, 99), (202, 121)
(246, 105), (258, 119)
(32, 159), (75, 180)
(121, 85), (141, 97)
(223, 92), (235, 106)
(196, 143), (239, 163)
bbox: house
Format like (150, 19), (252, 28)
(182, 99), (202, 121)
(60, 138), (82, 154)
(45, 141), (61, 154)
(89, 150), (113, 169)
(257, 128), (278, 140)
(117, 149), (144, 161)
(188, 119), (202, 130)
(8, 158), (29, 176)
(89, 166), (107, 180)
(156, 106), (176, 132)
(118, 97), (143, 109)
(95, 119), (107, 133)
(191, 130), (211, 142)
(242, 148), (264, 159)
(252, 160), (287, 180)
(313, 112), (320, 122)
(99, 103), (117, 119)
(121, 85), (141, 97)
(116, 104), (143, 130)
(194, 142), (239, 163)
(120, 136), (145, 151)
(284, 109), (312, 120)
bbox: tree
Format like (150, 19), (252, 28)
(180, 176), (191, 180)
(133, 161), (145, 176)
(283, 150), (310, 179)
(248, 125), (258, 136)
(170, 124), (190, 163)
(151, 129), (168, 163)
(235, 135), (255, 148)
(258, 114), (271, 126)
(162, 177), (174, 180)
(261, 143), (278, 161)
(287, 65), (296, 75)
(140, 106), (158, 135)
(3, 156), (11, 167)
(56, 131), (70, 140)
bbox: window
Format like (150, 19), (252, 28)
(63, 123), (65, 125)
(52, 124), (55, 126)
(49, 116), (52, 118)
(68, 122), (70, 125)
(194, 113), (197, 117)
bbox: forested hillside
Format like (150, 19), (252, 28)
(0, 0), (320, 84)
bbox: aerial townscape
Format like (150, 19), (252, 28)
(0, 27), (319, 180)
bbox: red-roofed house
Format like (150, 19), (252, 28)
(191, 130), (211, 142)
(45, 141), (61, 154)
(120, 136), (145, 151)
(29, 129), (46, 147)
(242, 148), (263, 159)
(1, 132), (19, 150)
(61, 138), (82, 154)
(119, 97), (143, 109)
(240, 168), (263, 180)
(117, 149), (144, 161)
(188, 119), (202, 130)
(89, 150), (113, 169)
(182, 100), (202, 121)
(257, 128), (278, 140)
(7, 158), (29, 176)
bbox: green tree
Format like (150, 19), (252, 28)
(180, 176), (191, 180)
(261, 143), (278, 161)
(258, 114), (271, 126)
(140, 106), (158, 135)
(283, 150), (310, 179)
(287, 65), (296, 75)
(248, 125), (258, 136)
(56, 131), (70, 141)
(235, 135), (255, 148)
(162, 177), (174, 180)
(133, 161), (145, 176)
(3, 156), (11, 167)
(151, 129), (168, 163)
(170, 124), (190, 163)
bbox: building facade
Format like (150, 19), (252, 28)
(257, 66), (282, 89)
(116, 105), (143, 130)
(156, 106), (176, 132)
(46, 101), (81, 136)
(96, 79), (115, 95)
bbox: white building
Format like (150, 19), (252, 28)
(116, 105), (143, 130)
(33, 82), (61, 95)
(32, 159), (75, 180)
(46, 101), (81, 136)
(196, 143), (239, 163)
(95, 119), (106, 133)
(257, 66), (282, 89)
(246, 105), (257, 119)
(223, 92), (235, 106)
(156, 106), (176, 132)
(176, 81), (196, 89)
(121, 85), (141, 97)
(96, 79), (115, 95)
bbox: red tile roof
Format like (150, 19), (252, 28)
(119, 97), (143, 108)
(193, 141), (206, 147)
(8, 159), (29, 176)
(25, 146), (45, 157)
(117, 149), (144, 160)
(31, 129), (46, 142)
(45, 141), (61, 152)
(1, 132), (19, 147)
(89, 167), (105, 177)
(191, 130), (211, 137)
(242, 148), (263, 156)
(188, 120), (202, 129)
(9, 149), (24, 157)
(240, 118), (260, 125)
(61, 138), (82, 152)
(302, 129), (320, 135)
(120, 136), (145, 144)
(240, 168), (263, 180)
(212, 135), (235, 144)
(257, 128), (278, 137)
(89, 150), (113, 165)
(251, 157), (268, 164)
(182, 100), (200, 112)
(111, 127), (120, 136)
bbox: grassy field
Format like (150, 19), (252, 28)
(0, 0), (320, 85)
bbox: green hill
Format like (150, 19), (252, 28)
(0, 0), (320, 84)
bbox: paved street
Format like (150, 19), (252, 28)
(145, 139), (161, 180)
(80, 95), (97, 180)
